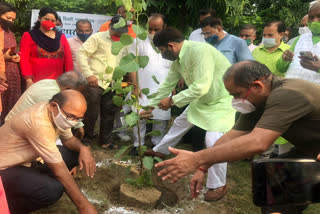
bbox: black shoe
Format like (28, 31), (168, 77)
(129, 147), (139, 156)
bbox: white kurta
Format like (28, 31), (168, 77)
(129, 37), (172, 120)
(189, 28), (206, 42)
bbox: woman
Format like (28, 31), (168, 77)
(0, 2), (20, 125)
(20, 7), (73, 88)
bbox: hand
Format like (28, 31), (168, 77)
(155, 147), (200, 183)
(79, 145), (96, 178)
(190, 169), (205, 199)
(133, 86), (142, 98)
(74, 127), (85, 140)
(158, 97), (173, 111)
(25, 78), (33, 89)
(3, 49), (12, 61)
(178, 78), (185, 89)
(282, 49), (295, 62)
(79, 203), (98, 214)
(87, 75), (98, 87)
(300, 55), (320, 72)
(0, 78), (7, 92)
(69, 166), (78, 176)
(139, 108), (153, 119)
(11, 54), (20, 63)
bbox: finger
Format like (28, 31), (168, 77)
(5, 48), (11, 54)
(196, 179), (203, 195)
(168, 147), (180, 155)
(155, 158), (175, 168)
(79, 159), (84, 170)
(91, 160), (96, 177)
(170, 172), (186, 183)
(157, 165), (176, 178)
(190, 180), (196, 198)
(317, 153), (320, 161)
(162, 169), (180, 181)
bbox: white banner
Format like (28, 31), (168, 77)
(31, 9), (112, 36)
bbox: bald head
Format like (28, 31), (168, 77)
(148, 13), (166, 35)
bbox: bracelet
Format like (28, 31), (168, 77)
(198, 167), (208, 173)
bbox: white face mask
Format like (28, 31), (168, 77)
(52, 104), (79, 130)
(232, 98), (256, 114)
(127, 20), (133, 25)
(148, 33), (154, 41)
(298, 26), (311, 35)
(262, 37), (277, 48)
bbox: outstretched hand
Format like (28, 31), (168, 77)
(190, 169), (205, 199)
(155, 147), (200, 183)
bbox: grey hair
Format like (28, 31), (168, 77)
(223, 61), (271, 88)
(57, 71), (87, 89)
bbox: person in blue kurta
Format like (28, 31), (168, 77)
(142, 27), (235, 202)
(200, 16), (253, 64)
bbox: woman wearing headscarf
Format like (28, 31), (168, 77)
(20, 7), (73, 88)
(0, 2), (19, 125)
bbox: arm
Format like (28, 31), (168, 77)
(0, 29), (6, 89)
(62, 34), (74, 72)
(19, 32), (33, 79)
(236, 39), (254, 62)
(276, 37), (299, 73)
(47, 161), (97, 213)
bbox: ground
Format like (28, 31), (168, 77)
(32, 136), (320, 214)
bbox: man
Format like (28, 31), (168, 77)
(77, 15), (129, 148)
(142, 27), (236, 202)
(284, 27), (292, 43)
(200, 16), (253, 64)
(56, 17), (73, 39)
(68, 19), (93, 73)
(277, 2), (320, 84)
(128, 13), (171, 156)
(99, 5), (136, 38)
(287, 15), (310, 45)
(240, 24), (258, 52)
(252, 21), (290, 77)
(155, 60), (320, 214)
(188, 8), (216, 42)
(0, 90), (97, 213)
(5, 71), (87, 139)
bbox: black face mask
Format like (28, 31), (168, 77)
(0, 18), (14, 31)
(161, 49), (177, 61)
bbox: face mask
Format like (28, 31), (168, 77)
(298, 26), (311, 35)
(77, 33), (92, 42)
(262, 37), (277, 48)
(52, 104), (78, 131)
(161, 49), (176, 61)
(205, 34), (219, 45)
(41, 20), (56, 31)
(0, 18), (14, 31)
(308, 22), (320, 35)
(55, 26), (62, 32)
(245, 39), (251, 46)
(232, 98), (256, 114)
(148, 33), (154, 41)
(111, 35), (121, 41)
(127, 20), (133, 25)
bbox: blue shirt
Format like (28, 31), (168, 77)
(212, 34), (253, 64)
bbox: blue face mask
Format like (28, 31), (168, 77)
(205, 34), (219, 45)
(55, 26), (62, 32)
(77, 33), (92, 42)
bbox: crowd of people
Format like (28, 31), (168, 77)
(0, 0), (319, 213)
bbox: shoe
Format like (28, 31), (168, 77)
(204, 185), (227, 202)
(117, 132), (131, 141)
(129, 147), (139, 156)
(144, 149), (166, 159)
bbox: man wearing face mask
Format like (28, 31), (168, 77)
(127, 13), (171, 156)
(0, 90), (98, 214)
(56, 17), (73, 39)
(77, 15), (129, 148)
(277, 2), (320, 84)
(200, 16), (253, 64)
(152, 60), (320, 214)
(239, 24), (257, 52)
(287, 15), (310, 46)
(141, 27), (235, 202)
(68, 19), (93, 73)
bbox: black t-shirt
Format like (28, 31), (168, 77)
(233, 77), (320, 157)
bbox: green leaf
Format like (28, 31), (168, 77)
(120, 33), (134, 46)
(125, 11), (133, 21)
(98, 72), (104, 80)
(151, 75), (160, 84)
(105, 66), (114, 74)
(137, 56), (149, 68)
(115, 0), (123, 7)
(150, 41), (160, 53)
(131, 24), (141, 35)
(112, 66), (127, 80)
(115, 145), (131, 159)
(119, 60), (139, 73)
(154, 156), (163, 163)
(125, 112), (140, 127)
(143, 156), (154, 170)
(141, 88), (149, 95)
(112, 17), (126, 29)
(137, 31), (148, 40)
(141, 0), (147, 10)
(142, 106), (151, 111)
(111, 41), (123, 55)
(102, 87), (111, 95)
(138, 145), (147, 156)
(122, 0), (132, 12)
(147, 92), (158, 99)
(146, 119), (162, 124)
(120, 53), (136, 65)
(145, 130), (162, 137)
(112, 95), (124, 107)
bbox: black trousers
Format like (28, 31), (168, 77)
(82, 86), (121, 145)
(0, 146), (78, 214)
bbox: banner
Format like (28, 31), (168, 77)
(31, 10), (112, 36)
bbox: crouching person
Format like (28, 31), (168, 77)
(0, 90), (97, 214)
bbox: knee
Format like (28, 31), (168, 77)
(46, 180), (64, 204)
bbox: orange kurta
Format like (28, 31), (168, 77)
(99, 21), (137, 38)
(0, 27), (6, 112)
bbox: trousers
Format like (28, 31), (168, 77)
(153, 107), (226, 189)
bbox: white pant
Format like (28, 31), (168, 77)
(133, 119), (168, 147)
(153, 108), (226, 189)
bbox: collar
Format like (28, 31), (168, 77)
(217, 33), (229, 44)
(259, 41), (287, 53)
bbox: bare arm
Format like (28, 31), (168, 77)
(47, 161), (97, 213)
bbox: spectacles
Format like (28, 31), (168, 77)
(56, 104), (84, 122)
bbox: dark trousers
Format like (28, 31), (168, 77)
(0, 146), (78, 214)
(261, 147), (310, 214)
(83, 86), (121, 145)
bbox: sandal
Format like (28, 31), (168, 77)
(101, 143), (119, 149)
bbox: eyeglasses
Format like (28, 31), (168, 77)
(56, 104), (84, 122)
